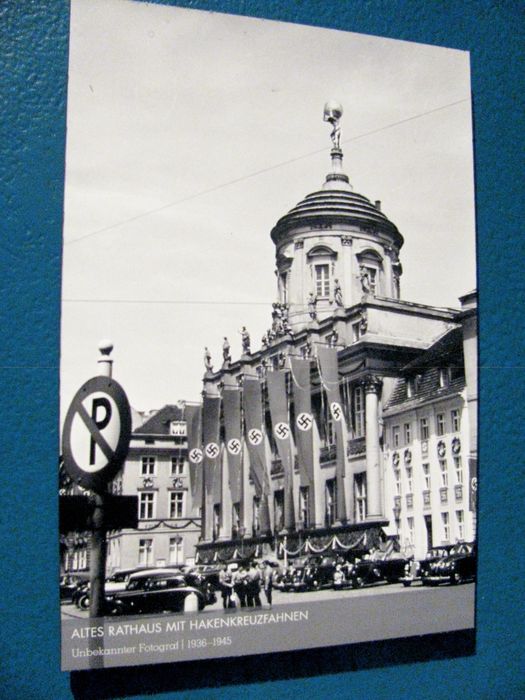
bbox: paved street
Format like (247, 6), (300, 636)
(61, 581), (475, 621)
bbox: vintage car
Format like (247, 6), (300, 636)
(60, 574), (90, 603)
(75, 567), (183, 609)
(302, 555), (339, 590)
(422, 543), (477, 586)
(345, 559), (384, 588)
(400, 546), (454, 587)
(277, 557), (310, 591)
(111, 573), (211, 615)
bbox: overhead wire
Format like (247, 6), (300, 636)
(64, 98), (468, 247)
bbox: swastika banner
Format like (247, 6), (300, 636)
(202, 395), (221, 503)
(267, 369), (295, 531)
(317, 346), (348, 523)
(185, 403), (203, 506)
(243, 377), (271, 535)
(222, 388), (242, 504)
(290, 358), (314, 489)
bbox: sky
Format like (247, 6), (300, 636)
(61, 0), (476, 419)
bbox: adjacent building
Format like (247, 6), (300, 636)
(106, 403), (201, 572)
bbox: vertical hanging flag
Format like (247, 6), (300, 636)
(202, 394), (221, 539)
(223, 388), (242, 505)
(243, 376), (271, 535)
(468, 457), (477, 512)
(185, 404), (203, 507)
(267, 369), (295, 532)
(290, 358), (314, 488)
(317, 346), (347, 523)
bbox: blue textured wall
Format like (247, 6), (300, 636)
(2, 1), (524, 698)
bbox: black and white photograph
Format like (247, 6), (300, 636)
(59, 0), (477, 672)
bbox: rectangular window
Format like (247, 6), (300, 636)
(439, 460), (448, 487)
(455, 510), (465, 540)
(252, 497), (260, 536)
(168, 537), (183, 565)
(407, 517), (415, 545)
(273, 490), (284, 533)
(325, 479), (337, 526)
(141, 456), (156, 476)
(139, 492), (155, 520)
(436, 413), (445, 436)
(354, 473), (367, 522)
(404, 423), (411, 445)
(315, 264), (330, 298)
(454, 456), (463, 484)
(138, 538), (153, 566)
(353, 386), (365, 438)
(231, 503), (241, 538)
(169, 421), (187, 437)
(170, 455), (185, 475)
(213, 504), (221, 540)
(422, 463), (431, 490)
(169, 491), (185, 518)
(441, 512), (450, 542)
(406, 466), (413, 493)
(325, 414), (336, 447)
(392, 425), (400, 448)
(299, 486), (310, 529)
(439, 368), (450, 388)
(352, 322), (361, 343)
(420, 417), (429, 440)
(451, 409), (461, 432)
(394, 468), (401, 496)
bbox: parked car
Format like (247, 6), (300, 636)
(303, 555), (339, 590)
(60, 574), (90, 603)
(277, 557), (310, 592)
(400, 546), (454, 587)
(422, 543), (477, 586)
(345, 559), (384, 588)
(111, 573), (211, 615)
(75, 567), (182, 609)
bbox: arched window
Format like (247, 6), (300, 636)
(307, 245), (337, 300)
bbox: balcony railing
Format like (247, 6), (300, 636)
(406, 493), (413, 509)
(454, 484), (463, 501)
(439, 487), (448, 504)
(423, 490), (431, 507)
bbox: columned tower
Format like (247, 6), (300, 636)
(270, 101), (403, 331)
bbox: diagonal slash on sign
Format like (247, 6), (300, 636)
(76, 401), (114, 462)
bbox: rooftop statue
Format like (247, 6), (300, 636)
(323, 100), (343, 149)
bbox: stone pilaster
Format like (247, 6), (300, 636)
(364, 374), (383, 521)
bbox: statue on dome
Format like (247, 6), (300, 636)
(359, 266), (371, 294)
(323, 100), (343, 150)
(222, 337), (231, 365)
(204, 346), (213, 372)
(308, 292), (318, 320)
(334, 278), (344, 307)
(328, 329), (339, 348)
(240, 326), (251, 355)
(303, 336), (313, 359)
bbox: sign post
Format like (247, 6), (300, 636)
(62, 342), (132, 618)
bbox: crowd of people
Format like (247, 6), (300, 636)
(218, 561), (274, 609)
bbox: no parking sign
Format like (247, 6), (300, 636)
(62, 375), (132, 493)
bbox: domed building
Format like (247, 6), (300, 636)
(193, 103), (477, 564)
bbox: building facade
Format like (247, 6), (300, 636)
(106, 404), (201, 572)
(193, 105), (477, 564)
(382, 296), (477, 560)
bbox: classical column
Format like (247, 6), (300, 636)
(364, 374), (383, 521)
